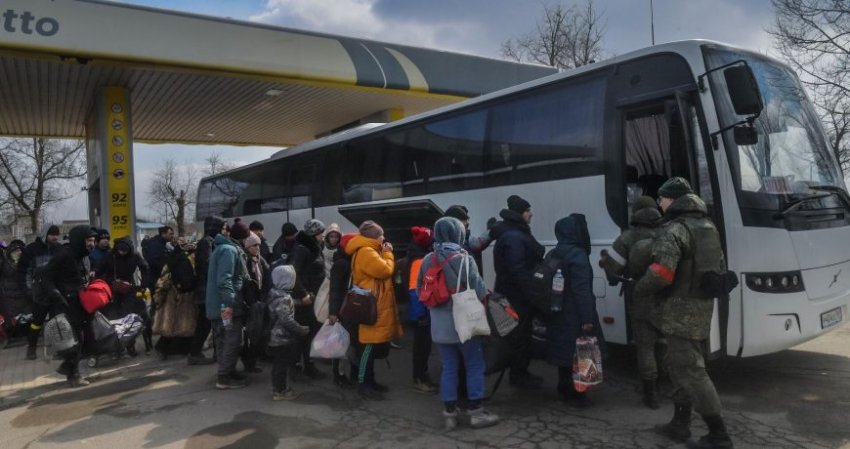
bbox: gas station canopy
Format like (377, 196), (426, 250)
(0, 0), (557, 146)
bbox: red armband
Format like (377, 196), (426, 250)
(649, 263), (675, 283)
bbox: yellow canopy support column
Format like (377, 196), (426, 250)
(86, 87), (136, 241)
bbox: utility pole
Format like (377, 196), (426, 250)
(650, 0), (656, 45)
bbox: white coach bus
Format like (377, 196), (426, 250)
(196, 40), (850, 357)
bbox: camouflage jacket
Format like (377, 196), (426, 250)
(601, 207), (661, 321)
(634, 194), (722, 340)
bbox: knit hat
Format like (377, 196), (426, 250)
(444, 205), (470, 221)
(281, 222), (298, 237)
(304, 219), (326, 237)
(658, 177), (693, 200)
(507, 195), (531, 214)
(230, 218), (251, 241)
(46, 225), (60, 236)
(411, 226), (433, 249)
(243, 231), (261, 249)
(96, 228), (110, 242)
(634, 196), (658, 213)
(359, 220), (384, 240)
(340, 233), (358, 252)
(249, 220), (264, 232)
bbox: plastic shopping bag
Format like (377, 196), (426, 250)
(573, 336), (603, 392)
(313, 278), (330, 323)
(310, 321), (350, 359)
(451, 255), (491, 343)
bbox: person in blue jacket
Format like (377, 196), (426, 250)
(546, 215), (597, 409)
(206, 219), (251, 390)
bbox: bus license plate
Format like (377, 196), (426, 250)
(821, 307), (843, 329)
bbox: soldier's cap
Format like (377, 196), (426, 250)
(658, 177), (693, 199)
(633, 196), (657, 212)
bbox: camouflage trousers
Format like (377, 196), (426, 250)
(665, 335), (722, 417)
(632, 317), (660, 380)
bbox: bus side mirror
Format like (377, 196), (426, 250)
(724, 66), (763, 116)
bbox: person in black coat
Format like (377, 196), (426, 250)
(546, 215), (596, 408)
(19, 224), (61, 360)
(144, 226), (174, 292)
(271, 222), (299, 264)
(189, 216), (225, 365)
(288, 219), (327, 380)
(41, 225), (97, 388)
(95, 236), (150, 354)
(492, 195), (545, 389)
(328, 233), (358, 388)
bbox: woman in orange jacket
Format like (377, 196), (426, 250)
(345, 221), (403, 400)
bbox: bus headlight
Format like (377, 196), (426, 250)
(745, 271), (805, 294)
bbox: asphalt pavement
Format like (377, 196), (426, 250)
(0, 323), (848, 448)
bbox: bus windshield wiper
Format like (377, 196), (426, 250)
(807, 185), (850, 208)
(774, 192), (833, 219)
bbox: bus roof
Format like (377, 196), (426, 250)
(201, 39), (774, 182)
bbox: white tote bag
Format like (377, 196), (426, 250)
(313, 278), (331, 323)
(451, 254), (491, 343)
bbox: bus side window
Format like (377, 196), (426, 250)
(260, 163), (288, 214)
(689, 105), (716, 215)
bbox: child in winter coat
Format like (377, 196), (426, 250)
(267, 265), (310, 401)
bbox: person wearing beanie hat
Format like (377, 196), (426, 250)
(359, 220), (384, 240)
(599, 195), (663, 409)
(493, 194), (546, 389)
(19, 223), (64, 361)
(272, 222), (299, 264)
(284, 219), (331, 381)
(230, 218), (251, 242)
(633, 182), (732, 446)
(144, 226), (174, 294)
(241, 231), (270, 374)
(249, 220), (272, 262)
(397, 226), (437, 395)
(327, 232), (360, 388)
(444, 205), (470, 223)
(345, 223), (402, 400)
(89, 228), (112, 267)
(206, 215), (251, 389)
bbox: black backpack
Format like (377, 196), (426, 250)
(168, 253), (197, 294)
(31, 264), (54, 307)
(527, 253), (562, 315)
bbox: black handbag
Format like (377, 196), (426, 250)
(339, 251), (378, 325)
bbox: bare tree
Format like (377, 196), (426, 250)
(769, 0), (850, 172)
(0, 138), (86, 234)
(148, 158), (198, 236)
(501, 0), (607, 69)
(203, 152), (236, 178)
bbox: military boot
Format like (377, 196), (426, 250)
(686, 415), (734, 448)
(642, 379), (660, 410)
(654, 402), (692, 443)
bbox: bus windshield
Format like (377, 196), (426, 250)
(704, 46), (848, 223)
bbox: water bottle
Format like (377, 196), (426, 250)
(221, 303), (233, 331)
(551, 269), (564, 313)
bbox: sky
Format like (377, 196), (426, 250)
(51, 0), (778, 223)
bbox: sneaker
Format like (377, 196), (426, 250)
(67, 376), (90, 388)
(216, 375), (247, 390)
(187, 355), (215, 366)
(443, 409), (458, 430)
(272, 388), (299, 401)
(390, 341), (402, 349)
(26, 345), (37, 360)
(468, 407), (500, 429)
(411, 379), (438, 395)
(358, 383), (384, 401)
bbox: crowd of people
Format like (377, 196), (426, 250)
(0, 176), (733, 449)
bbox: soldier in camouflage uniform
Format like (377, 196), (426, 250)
(599, 196), (663, 409)
(634, 177), (733, 449)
